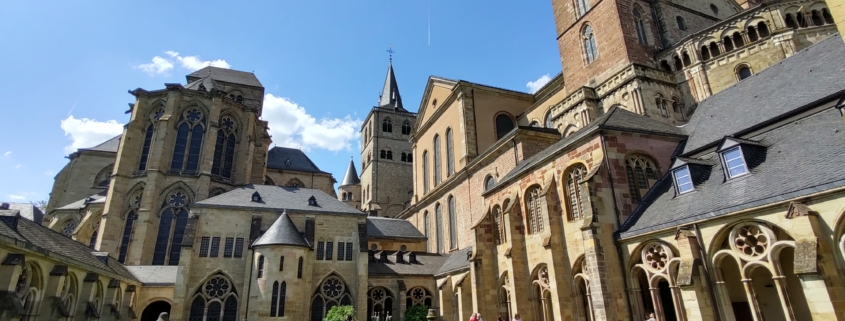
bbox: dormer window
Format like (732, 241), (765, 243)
(673, 166), (694, 194)
(721, 147), (749, 178)
(285, 159), (291, 166)
(251, 192), (262, 203)
(308, 196), (318, 206)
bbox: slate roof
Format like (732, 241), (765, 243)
(489, 108), (683, 192)
(126, 266), (178, 286)
(367, 217), (426, 240)
(436, 246), (473, 276)
(266, 147), (329, 174)
(194, 184), (363, 215)
(56, 191), (108, 211)
(0, 211), (137, 281)
(341, 159), (361, 186)
(3, 203), (43, 224)
(681, 35), (845, 153)
(377, 62), (405, 111)
(252, 212), (310, 248)
(80, 135), (121, 153)
(368, 252), (450, 276)
(184, 76), (223, 92)
(186, 66), (263, 88)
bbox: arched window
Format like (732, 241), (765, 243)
(676, 16), (686, 30)
(732, 33), (744, 47)
(583, 25), (598, 63)
(382, 118), (392, 132)
(380, 149), (393, 160)
(747, 26), (759, 42)
(152, 191), (191, 265)
(446, 128), (454, 176)
(401, 152), (413, 163)
(484, 175), (496, 191)
(406, 287), (433, 308)
(493, 205), (504, 245)
(119, 191), (142, 263)
(495, 114), (515, 139)
(785, 13), (798, 29)
(796, 12), (807, 28)
(421, 151), (429, 191)
(574, 0), (590, 18)
(682, 51), (691, 66)
(271, 281), (287, 317)
(402, 120), (412, 135)
(188, 274), (239, 321)
(710, 42), (721, 56)
(701, 45), (711, 60)
(673, 56), (683, 70)
(435, 203), (443, 253)
(737, 65), (752, 80)
(656, 95), (669, 118)
(544, 110), (555, 128)
(139, 107), (164, 172)
(811, 10), (824, 26)
(424, 211), (430, 251)
(448, 195), (457, 249)
(634, 7), (648, 45)
(170, 108), (205, 174)
(236, 95), (243, 104)
(723, 35), (734, 51)
(626, 155), (659, 202)
(659, 60), (671, 72)
(367, 287), (395, 321)
(310, 275), (353, 321)
(297, 257), (303, 278)
(433, 135), (441, 185)
(525, 186), (543, 233)
(823, 9), (834, 24)
(211, 116), (237, 179)
(566, 164), (587, 220)
(257, 255), (265, 278)
(758, 22), (770, 37)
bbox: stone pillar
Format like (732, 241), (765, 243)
(741, 279), (763, 321)
(438, 279), (454, 321)
(581, 227), (619, 321)
(771, 275), (796, 321)
(713, 281), (736, 321)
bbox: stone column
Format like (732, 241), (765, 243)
(713, 281), (736, 321)
(741, 279), (763, 321)
(771, 275), (796, 321)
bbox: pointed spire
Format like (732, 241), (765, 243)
(378, 51), (404, 111)
(341, 159), (361, 186)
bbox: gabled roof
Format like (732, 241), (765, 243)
(341, 159), (360, 186)
(186, 66), (263, 88)
(80, 135), (121, 153)
(681, 34), (845, 154)
(266, 147), (329, 174)
(377, 62), (404, 111)
(194, 185), (363, 215)
(252, 211), (310, 248)
(366, 217), (425, 240)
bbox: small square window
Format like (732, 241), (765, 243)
(673, 166), (694, 194)
(722, 147), (749, 178)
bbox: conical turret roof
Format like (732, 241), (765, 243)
(252, 211), (310, 248)
(378, 62), (404, 111)
(341, 159), (361, 186)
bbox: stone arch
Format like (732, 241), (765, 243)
(311, 273), (354, 321)
(562, 124), (579, 137)
(367, 286), (395, 321)
(571, 255), (593, 321)
(530, 263), (553, 321)
(124, 181), (147, 199)
(217, 109), (244, 142)
(139, 300), (171, 321)
(93, 164), (114, 188)
(264, 175), (276, 186)
(157, 181), (196, 203)
(285, 178), (306, 188)
(497, 271), (512, 320)
(174, 99), (211, 120)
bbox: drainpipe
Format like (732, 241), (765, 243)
(600, 132), (635, 320)
(693, 223), (722, 321)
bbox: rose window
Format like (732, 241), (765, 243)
(322, 277), (344, 299)
(372, 289), (384, 301)
(62, 220), (78, 237)
(734, 225), (769, 257)
(203, 276), (231, 298)
(222, 117), (235, 132)
(152, 107), (165, 122)
(169, 192), (187, 208)
(645, 244), (669, 271)
(186, 109), (202, 122)
(412, 288), (424, 301)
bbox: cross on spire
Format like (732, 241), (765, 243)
(386, 46), (395, 63)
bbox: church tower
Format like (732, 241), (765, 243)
(359, 58), (416, 217)
(337, 159), (362, 210)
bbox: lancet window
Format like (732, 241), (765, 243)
(211, 115), (237, 179)
(138, 106), (164, 172)
(170, 108), (206, 174)
(188, 274), (239, 321)
(152, 191), (191, 265)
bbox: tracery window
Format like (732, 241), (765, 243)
(152, 191), (191, 265)
(574, 0), (590, 18)
(405, 287), (433, 308)
(448, 195), (457, 249)
(170, 108), (206, 174)
(435, 203), (443, 253)
(446, 128), (454, 176)
(493, 205), (505, 245)
(434, 134), (442, 185)
(583, 25), (598, 63)
(525, 186), (544, 233)
(139, 106), (164, 172)
(633, 6), (648, 44)
(15, 262), (42, 321)
(626, 156), (659, 202)
(566, 164), (587, 220)
(211, 116), (237, 179)
(271, 281), (286, 317)
(188, 274), (238, 321)
(368, 287), (395, 321)
(62, 219), (78, 237)
(402, 120), (412, 135)
(310, 275), (353, 321)
(119, 191), (142, 263)
(382, 118), (393, 132)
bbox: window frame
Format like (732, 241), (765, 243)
(672, 165), (695, 195)
(721, 146), (750, 179)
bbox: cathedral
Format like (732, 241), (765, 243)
(2, 1), (845, 321)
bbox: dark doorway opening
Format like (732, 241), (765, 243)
(658, 280), (677, 321)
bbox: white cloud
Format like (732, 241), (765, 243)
(3, 151), (9, 157)
(261, 94), (362, 152)
(8, 195), (25, 201)
(136, 56), (174, 76)
(60, 115), (124, 154)
(526, 74), (552, 94)
(44, 170), (54, 177)
(166, 51), (231, 71)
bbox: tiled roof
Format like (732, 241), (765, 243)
(186, 66), (263, 88)
(681, 35), (845, 153)
(367, 217), (425, 240)
(266, 147), (329, 174)
(4, 203), (43, 224)
(194, 185), (363, 215)
(435, 246), (473, 276)
(126, 266), (178, 286)
(80, 135), (121, 153)
(252, 212), (310, 248)
(0, 211), (137, 281)
(56, 191), (108, 210)
(368, 252), (450, 276)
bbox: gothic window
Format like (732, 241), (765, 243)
(257, 256), (265, 278)
(525, 186), (543, 233)
(448, 195), (457, 249)
(382, 118), (393, 132)
(574, 0), (590, 18)
(633, 7), (648, 45)
(152, 191), (191, 265)
(271, 281), (279, 317)
(170, 108), (206, 174)
(434, 134), (442, 185)
(61, 219), (78, 237)
(424, 211), (430, 251)
(495, 114), (515, 139)
(493, 205), (505, 245)
(297, 257), (303, 278)
(435, 203), (443, 253)
(368, 287), (395, 321)
(406, 287), (433, 308)
(484, 175), (496, 191)
(626, 155), (659, 203)
(88, 219), (100, 249)
(402, 120), (412, 135)
(583, 25), (598, 63)
(544, 109), (555, 128)
(188, 274), (238, 321)
(566, 164), (587, 220)
(271, 281), (287, 317)
(446, 128), (454, 176)
(737, 65), (752, 80)
(119, 192), (141, 263)
(211, 116), (237, 179)
(676, 16), (686, 30)
(139, 107), (164, 172)
(423, 151), (430, 194)
(310, 275), (352, 321)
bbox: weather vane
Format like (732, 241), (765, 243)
(387, 46), (395, 63)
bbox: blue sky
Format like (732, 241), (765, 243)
(0, 1), (561, 203)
